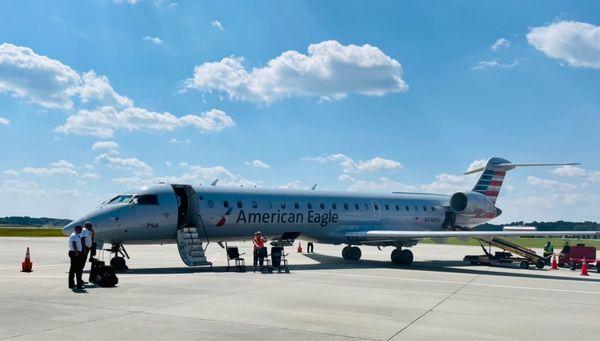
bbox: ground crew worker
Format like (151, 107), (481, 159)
(68, 225), (84, 289)
(81, 222), (94, 280)
(543, 241), (554, 265)
(253, 231), (267, 271)
(307, 241), (314, 253)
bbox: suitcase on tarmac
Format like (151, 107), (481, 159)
(97, 265), (118, 287)
(89, 259), (105, 284)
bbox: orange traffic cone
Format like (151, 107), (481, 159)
(581, 258), (589, 276)
(21, 247), (32, 272)
(297, 241), (303, 253)
(551, 254), (558, 270)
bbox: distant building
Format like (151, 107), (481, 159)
(503, 226), (537, 232)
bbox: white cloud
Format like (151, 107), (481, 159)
(92, 140), (120, 151)
(588, 171), (600, 183)
(184, 40), (408, 103)
(276, 181), (304, 189)
(94, 153), (153, 175)
(81, 172), (100, 180)
(143, 36), (164, 45)
(491, 38), (510, 51)
(303, 153), (402, 173)
(526, 175), (577, 191)
(3, 169), (19, 176)
(472, 60), (519, 70)
(211, 20), (224, 31)
(339, 174), (418, 192)
(0, 43), (131, 109)
(79, 71), (133, 108)
(0, 116), (9, 125)
(527, 21), (600, 69)
(113, 162), (261, 188)
(169, 138), (191, 144)
(245, 159), (270, 169)
(549, 165), (587, 177)
(22, 160), (79, 177)
(466, 159), (487, 173)
(55, 107), (235, 138)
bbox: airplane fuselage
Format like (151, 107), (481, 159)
(64, 184), (495, 246)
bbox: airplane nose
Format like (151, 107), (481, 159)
(62, 220), (79, 236)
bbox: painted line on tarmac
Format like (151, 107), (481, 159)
(306, 271), (600, 295)
(0, 263), (65, 270)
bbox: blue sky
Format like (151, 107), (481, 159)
(0, 0), (599, 222)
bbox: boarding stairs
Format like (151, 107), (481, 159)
(176, 226), (212, 267)
(475, 236), (545, 266)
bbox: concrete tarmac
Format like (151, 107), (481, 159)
(1, 237), (599, 340)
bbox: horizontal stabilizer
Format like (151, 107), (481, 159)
(465, 162), (580, 175)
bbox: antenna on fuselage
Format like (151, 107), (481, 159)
(211, 179), (219, 186)
(311, 184), (317, 190)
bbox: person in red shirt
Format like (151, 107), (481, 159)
(253, 231), (267, 271)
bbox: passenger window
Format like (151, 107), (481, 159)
(237, 201), (243, 208)
(307, 203), (313, 209)
(405, 206), (409, 211)
(198, 196), (204, 201)
(223, 201), (229, 208)
(132, 194), (159, 205)
(355, 203), (360, 210)
(208, 200), (214, 208)
(252, 201), (258, 209)
(395, 205), (400, 211)
(374, 204), (379, 211)
(423, 205), (427, 211)
(332, 203), (337, 210)
(384, 204), (389, 211)
(280, 202), (286, 209)
(320, 203), (325, 210)
(266, 201), (272, 209)
(364, 203), (369, 210)
(294, 203), (299, 209)
(343, 203), (349, 210)
(431, 207), (435, 212)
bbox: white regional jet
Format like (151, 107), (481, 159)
(62, 157), (599, 269)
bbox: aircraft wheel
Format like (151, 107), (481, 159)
(110, 257), (128, 272)
(520, 261), (529, 269)
(349, 246), (362, 261)
(391, 248), (413, 266)
(391, 249), (402, 265)
(400, 249), (414, 266)
(342, 246), (351, 260)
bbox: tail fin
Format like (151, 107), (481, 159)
(465, 157), (579, 204)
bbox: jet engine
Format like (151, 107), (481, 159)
(450, 191), (498, 219)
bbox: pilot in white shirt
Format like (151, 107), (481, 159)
(68, 226), (83, 289)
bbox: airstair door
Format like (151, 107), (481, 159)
(171, 185), (211, 267)
(172, 184), (199, 229)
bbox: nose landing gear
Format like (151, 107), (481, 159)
(391, 248), (413, 266)
(109, 243), (129, 272)
(342, 245), (362, 261)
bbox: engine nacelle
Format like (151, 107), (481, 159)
(450, 191), (498, 219)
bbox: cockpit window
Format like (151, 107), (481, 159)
(132, 194), (159, 205)
(107, 195), (133, 204)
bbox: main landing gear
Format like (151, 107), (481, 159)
(109, 243), (129, 272)
(342, 245), (362, 261)
(391, 248), (413, 266)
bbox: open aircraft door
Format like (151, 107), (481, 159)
(172, 184), (199, 229)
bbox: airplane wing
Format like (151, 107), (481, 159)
(346, 230), (600, 242)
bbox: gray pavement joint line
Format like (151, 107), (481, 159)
(306, 271), (600, 294)
(385, 275), (481, 341)
(0, 310), (135, 340)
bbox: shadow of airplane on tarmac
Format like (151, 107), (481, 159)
(122, 252), (600, 283)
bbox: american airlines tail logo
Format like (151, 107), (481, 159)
(215, 207), (233, 227)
